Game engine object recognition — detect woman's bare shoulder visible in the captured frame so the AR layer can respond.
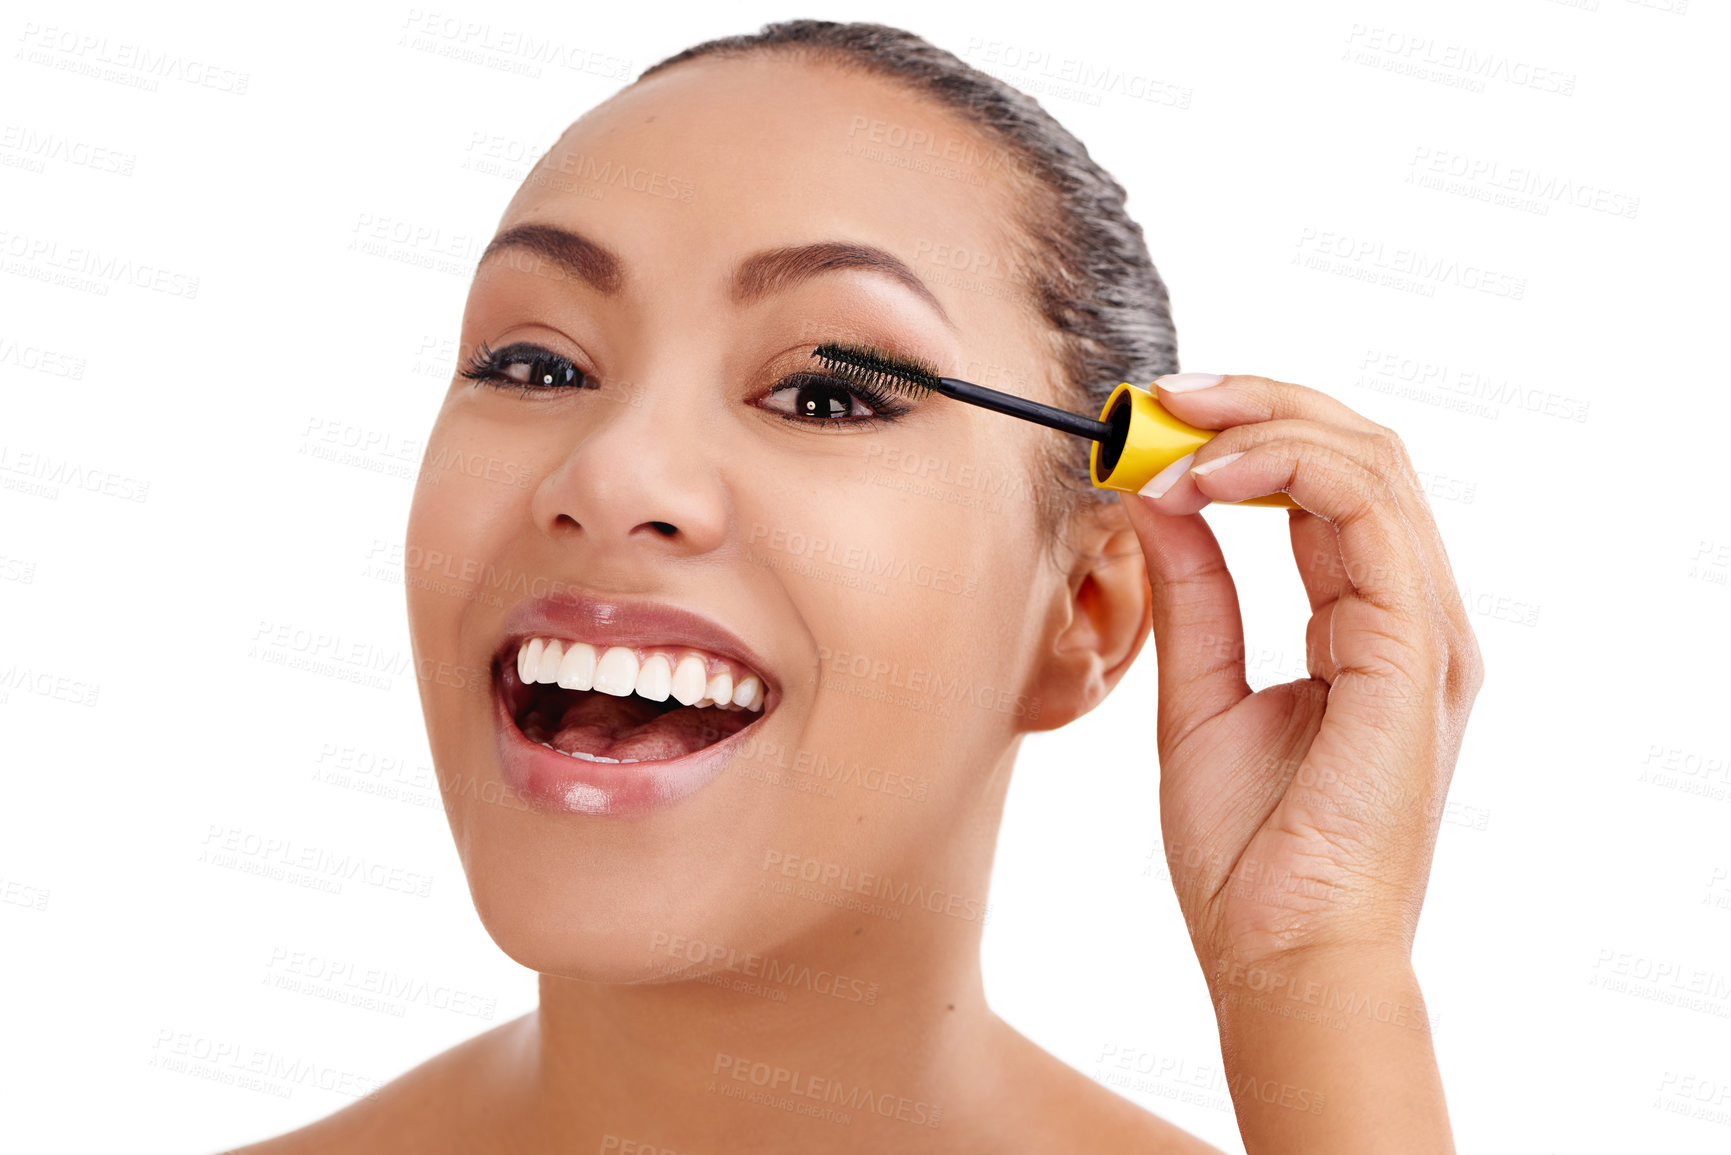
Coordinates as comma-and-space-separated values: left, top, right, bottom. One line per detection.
219, 1014, 534, 1155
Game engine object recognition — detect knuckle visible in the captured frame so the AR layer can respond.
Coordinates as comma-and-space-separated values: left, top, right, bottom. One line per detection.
1246, 374, 1301, 416
1332, 450, 1390, 508
1366, 424, 1407, 471
1234, 377, 1276, 419
1448, 629, 1486, 700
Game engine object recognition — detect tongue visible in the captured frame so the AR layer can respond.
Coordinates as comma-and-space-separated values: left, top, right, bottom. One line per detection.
542, 691, 752, 762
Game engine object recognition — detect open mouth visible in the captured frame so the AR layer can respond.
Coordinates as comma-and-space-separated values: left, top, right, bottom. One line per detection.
498, 636, 770, 765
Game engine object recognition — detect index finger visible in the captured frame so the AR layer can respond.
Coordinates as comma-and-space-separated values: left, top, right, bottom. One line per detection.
1155, 372, 1385, 435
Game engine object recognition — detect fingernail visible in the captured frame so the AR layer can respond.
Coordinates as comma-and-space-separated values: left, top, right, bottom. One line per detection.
1138, 452, 1194, 499
1189, 451, 1244, 477
1155, 372, 1224, 392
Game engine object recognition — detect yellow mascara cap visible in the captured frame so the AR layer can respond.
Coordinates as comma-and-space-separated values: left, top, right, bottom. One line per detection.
1089, 383, 1297, 508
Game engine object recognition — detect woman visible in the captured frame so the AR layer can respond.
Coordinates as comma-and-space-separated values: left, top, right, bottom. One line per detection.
238, 20, 1481, 1154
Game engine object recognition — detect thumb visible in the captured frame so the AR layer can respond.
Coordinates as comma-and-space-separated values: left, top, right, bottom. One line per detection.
1118, 493, 1250, 749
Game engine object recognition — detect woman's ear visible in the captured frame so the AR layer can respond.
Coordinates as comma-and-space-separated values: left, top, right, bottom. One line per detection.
1023, 497, 1153, 732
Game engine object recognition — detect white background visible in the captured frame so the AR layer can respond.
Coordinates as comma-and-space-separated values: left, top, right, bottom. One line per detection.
3, 1, 1728, 1152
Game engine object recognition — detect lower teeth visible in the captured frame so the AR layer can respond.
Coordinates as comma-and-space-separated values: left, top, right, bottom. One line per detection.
539, 741, 640, 764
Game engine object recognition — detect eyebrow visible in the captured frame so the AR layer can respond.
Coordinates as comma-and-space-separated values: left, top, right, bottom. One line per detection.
480, 223, 623, 293
479, 224, 952, 327
731, 241, 953, 327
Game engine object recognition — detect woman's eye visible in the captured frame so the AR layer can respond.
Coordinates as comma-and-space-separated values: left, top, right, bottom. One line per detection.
759, 373, 881, 423
460, 342, 593, 393
501, 355, 582, 388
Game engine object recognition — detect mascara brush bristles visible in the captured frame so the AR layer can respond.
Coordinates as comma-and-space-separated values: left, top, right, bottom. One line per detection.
810, 343, 1113, 443
810, 343, 941, 398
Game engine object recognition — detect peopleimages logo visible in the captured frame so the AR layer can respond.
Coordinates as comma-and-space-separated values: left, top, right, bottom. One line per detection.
647, 932, 880, 1005
760, 850, 992, 925
1, 230, 198, 298
1294, 228, 1526, 300
15, 23, 251, 94
711, 1052, 943, 1128
746, 524, 979, 598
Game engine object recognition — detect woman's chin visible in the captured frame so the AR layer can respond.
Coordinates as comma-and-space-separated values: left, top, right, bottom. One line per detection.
470, 904, 772, 987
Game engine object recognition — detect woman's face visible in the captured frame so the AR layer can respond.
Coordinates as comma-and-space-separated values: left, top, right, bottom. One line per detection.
407, 55, 1089, 979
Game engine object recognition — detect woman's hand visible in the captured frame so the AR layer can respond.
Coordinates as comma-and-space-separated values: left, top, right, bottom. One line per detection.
1118, 372, 1482, 1153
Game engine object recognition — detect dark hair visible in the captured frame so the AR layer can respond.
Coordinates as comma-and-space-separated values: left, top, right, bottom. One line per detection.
638, 20, 1179, 530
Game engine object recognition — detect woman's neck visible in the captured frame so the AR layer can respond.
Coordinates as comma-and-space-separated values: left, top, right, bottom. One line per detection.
515, 747, 1022, 1152
488, 905, 997, 1153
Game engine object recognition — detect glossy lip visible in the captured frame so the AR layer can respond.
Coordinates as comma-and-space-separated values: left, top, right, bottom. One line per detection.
489, 593, 781, 817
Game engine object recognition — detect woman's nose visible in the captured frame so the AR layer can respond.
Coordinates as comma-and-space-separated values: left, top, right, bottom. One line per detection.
528, 384, 729, 560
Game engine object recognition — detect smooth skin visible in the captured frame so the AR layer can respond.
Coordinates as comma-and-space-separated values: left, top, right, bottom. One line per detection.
231, 51, 1478, 1155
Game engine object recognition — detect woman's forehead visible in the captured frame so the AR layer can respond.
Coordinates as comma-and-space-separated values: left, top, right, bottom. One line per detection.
500, 55, 1029, 281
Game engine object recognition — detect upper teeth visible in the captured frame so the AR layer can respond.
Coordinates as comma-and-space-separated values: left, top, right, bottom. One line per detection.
514, 637, 766, 712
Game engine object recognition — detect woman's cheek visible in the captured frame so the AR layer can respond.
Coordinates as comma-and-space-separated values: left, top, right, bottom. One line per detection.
405, 416, 539, 751
760, 464, 1009, 729
758, 456, 975, 602
408, 431, 512, 624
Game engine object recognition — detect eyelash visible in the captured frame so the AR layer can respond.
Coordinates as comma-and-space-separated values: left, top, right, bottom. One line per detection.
459, 341, 915, 427
459, 342, 595, 397
760, 370, 913, 430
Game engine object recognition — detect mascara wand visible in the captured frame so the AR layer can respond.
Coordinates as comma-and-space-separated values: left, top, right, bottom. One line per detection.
811, 343, 1112, 442
811, 343, 1297, 508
